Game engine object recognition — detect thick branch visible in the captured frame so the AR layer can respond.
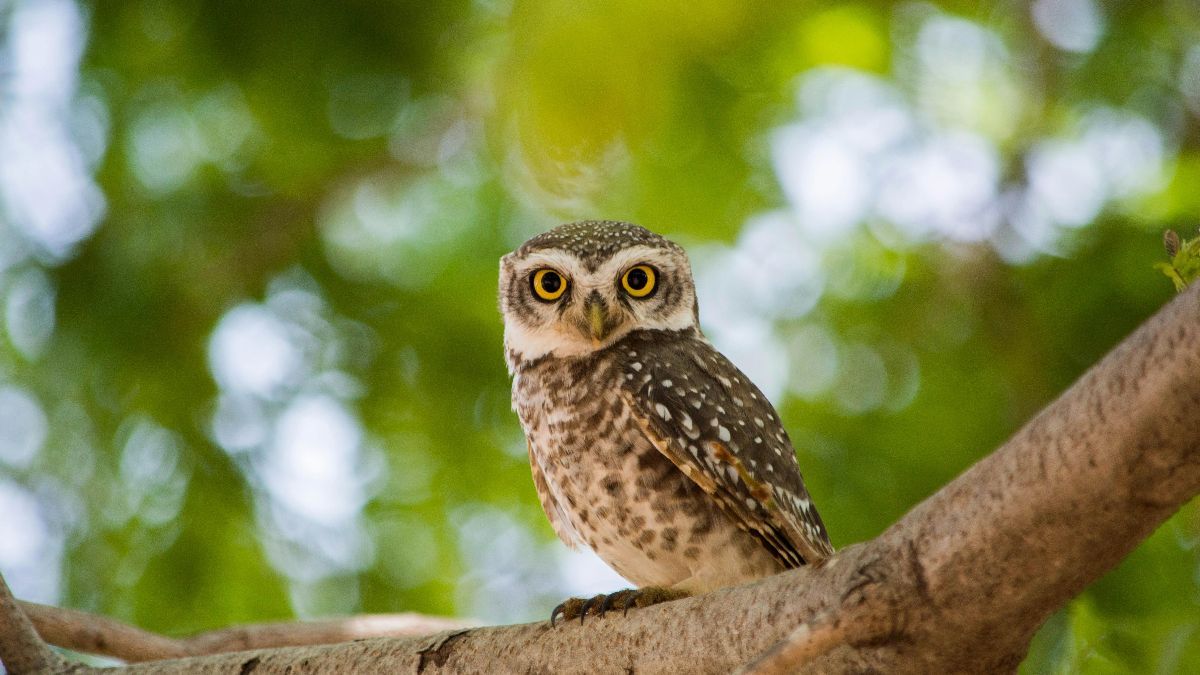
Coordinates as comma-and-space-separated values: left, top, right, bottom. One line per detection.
735, 610, 855, 675
20, 600, 474, 663
3, 284, 1198, 673
872, 280, 1200, 670
0, 572, 71, 674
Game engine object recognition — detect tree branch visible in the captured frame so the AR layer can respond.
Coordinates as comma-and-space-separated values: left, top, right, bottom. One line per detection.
19, 600, 474, 663
734, 610, 854, 675
0, 570, 72, 674
2, 283, 1197, 673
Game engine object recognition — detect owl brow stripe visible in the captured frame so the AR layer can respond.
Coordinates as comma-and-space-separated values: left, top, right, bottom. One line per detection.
582, 254, 607, 274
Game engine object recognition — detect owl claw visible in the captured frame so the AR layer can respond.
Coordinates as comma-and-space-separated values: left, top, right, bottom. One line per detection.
622, 591, 642, 615
549, 587, 690, 627
599, 589, 636, 616
577, 595, 603, 623
548, 594, 605, 626
549, 598, 580, 627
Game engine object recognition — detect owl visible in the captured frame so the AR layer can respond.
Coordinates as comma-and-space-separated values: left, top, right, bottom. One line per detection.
499, 220, 833, 624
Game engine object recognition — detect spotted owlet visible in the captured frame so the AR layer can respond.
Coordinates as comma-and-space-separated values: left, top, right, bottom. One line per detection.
500, 221, 833, 623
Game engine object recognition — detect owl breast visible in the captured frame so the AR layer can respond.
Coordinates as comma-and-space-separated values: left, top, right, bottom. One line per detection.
513, 344, 785, 593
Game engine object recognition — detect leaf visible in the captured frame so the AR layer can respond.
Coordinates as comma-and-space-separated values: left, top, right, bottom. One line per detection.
1153, 262, 1187, 292
1156, 228, 1200, 292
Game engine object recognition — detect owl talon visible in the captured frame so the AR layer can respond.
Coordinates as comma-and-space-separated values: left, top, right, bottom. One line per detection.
550, 598, 582, 627
549, 587, 689, 627
577, 594, 603, 623
621, 591, 639, 616
623, 586, 689, 614
549, 593, 592, 624
547, 593, 616, 626
599, 589, 636, 616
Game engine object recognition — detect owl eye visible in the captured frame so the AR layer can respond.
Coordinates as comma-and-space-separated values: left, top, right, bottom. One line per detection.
531, 268, 568, 302
621, 265, 657, 298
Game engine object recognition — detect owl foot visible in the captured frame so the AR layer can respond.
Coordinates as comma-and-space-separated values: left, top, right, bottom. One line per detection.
549, 587, 690, 626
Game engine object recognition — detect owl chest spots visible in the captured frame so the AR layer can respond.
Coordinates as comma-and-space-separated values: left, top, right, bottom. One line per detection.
515, 355, 758, 588
516, 358, 637, 500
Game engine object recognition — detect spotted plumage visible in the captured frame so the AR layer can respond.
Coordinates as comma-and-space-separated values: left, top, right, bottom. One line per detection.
500, 220, 833, 608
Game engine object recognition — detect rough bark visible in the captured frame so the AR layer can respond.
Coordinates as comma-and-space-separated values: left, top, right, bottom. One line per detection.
1, 282, 1198, 674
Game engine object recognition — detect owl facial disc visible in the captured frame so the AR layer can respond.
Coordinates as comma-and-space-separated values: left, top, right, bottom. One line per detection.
499, 221, 700, 363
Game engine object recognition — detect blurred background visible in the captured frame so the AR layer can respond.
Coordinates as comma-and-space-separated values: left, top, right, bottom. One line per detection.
0, 0, 1198, 671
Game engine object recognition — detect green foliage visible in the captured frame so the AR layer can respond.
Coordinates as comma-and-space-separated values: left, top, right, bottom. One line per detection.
1156, 228, 1200, 292
0, 1, 1198, 672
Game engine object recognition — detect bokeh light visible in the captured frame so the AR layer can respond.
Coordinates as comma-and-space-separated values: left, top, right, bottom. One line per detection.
0, 1, 1197, 671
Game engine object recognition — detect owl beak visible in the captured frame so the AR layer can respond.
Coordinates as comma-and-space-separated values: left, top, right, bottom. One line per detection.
589, 300, 609, 345
577, 291, 616, 346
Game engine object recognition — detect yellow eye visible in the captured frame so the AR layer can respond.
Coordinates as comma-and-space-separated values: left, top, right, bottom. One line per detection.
621, 265, 657, 298
531, 268, 567, 301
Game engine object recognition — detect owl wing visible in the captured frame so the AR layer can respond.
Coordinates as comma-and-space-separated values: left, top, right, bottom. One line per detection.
528, 440, 581, 550
618, 335, 833, 567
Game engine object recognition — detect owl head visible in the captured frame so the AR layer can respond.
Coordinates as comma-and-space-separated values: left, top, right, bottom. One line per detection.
500, 221, 700, 363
